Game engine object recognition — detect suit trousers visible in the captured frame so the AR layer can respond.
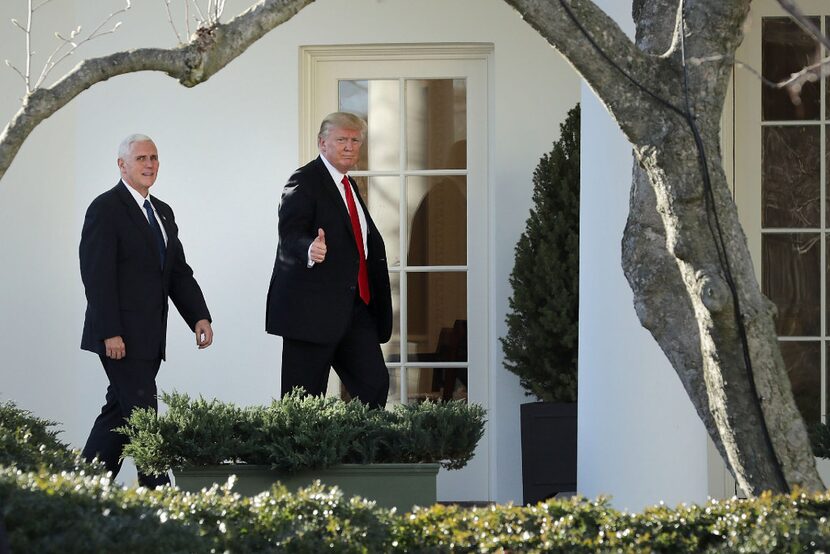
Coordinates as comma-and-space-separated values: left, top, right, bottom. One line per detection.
82, 355, 170, 487
281, 295, 389, 409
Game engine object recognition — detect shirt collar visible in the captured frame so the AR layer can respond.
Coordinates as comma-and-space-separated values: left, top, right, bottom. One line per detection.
121, 179, 152, 210
319, 154, 347, 186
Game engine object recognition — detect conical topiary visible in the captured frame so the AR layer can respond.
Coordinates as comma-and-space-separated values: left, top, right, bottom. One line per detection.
501, 104, 580, 402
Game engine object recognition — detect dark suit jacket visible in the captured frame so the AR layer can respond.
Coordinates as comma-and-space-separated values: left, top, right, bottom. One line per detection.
80, 181, 211, 360
266, 156, 392, 344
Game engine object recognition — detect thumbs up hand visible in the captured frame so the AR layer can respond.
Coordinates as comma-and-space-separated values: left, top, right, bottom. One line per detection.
310, 228, 327, 263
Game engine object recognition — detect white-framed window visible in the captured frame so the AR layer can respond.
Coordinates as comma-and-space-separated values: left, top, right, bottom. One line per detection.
299, 44, 493, 502
732, 0, 829, 428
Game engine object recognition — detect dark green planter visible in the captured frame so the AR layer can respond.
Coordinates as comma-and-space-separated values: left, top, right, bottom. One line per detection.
174, 463, 439, 513
520, 402, 577, 505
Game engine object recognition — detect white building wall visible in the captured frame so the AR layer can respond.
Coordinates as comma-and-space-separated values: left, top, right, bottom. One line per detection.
577, 0, 710, 510
0, 0, 579, 503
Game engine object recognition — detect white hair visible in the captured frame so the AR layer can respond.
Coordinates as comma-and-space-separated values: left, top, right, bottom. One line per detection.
118, 134, 154, 160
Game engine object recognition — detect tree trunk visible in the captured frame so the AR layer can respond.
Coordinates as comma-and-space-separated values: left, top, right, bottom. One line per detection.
505, 0, 823, 494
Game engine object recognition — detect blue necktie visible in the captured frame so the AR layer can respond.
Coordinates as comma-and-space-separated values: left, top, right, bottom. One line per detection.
143, 199, 166, 269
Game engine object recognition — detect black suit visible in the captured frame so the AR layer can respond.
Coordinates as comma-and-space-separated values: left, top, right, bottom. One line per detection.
266, 156, 392, 407
80, 181, 210, 485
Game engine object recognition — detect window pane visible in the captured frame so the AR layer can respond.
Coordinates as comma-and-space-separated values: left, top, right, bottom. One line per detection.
762, 126, 820, 228
762, 233, 820, 336
762, 17, 821, 121
407, 272, 467, 361
387, 367, 402, 406
781, 341, 820, 426
356, 176, 401, 267
827, 125, 830, 227
406, 367, 468, 403
338, 79, 400, 171
381, 272, 401, 363
826, 235, 830, 334
406, 79, 467, 169
406, 176, 467, 266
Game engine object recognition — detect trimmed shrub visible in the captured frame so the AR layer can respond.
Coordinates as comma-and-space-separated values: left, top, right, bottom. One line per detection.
9, 398, 830, 552
119, 390, 486, 476
0, 467, 396, 553
501, 104, 580, 402
0, 401, 97, 474
4, 467, 830, 552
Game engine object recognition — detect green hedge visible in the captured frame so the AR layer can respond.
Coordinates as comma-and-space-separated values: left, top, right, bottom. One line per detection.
4, 467, 830, 552
0, 468, 394, 553
119, 390, 486, 476
0, 400, 99, 474
6, 398, 830, 552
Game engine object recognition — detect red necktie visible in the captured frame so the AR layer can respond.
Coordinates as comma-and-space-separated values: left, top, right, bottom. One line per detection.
342, 175, 371, 304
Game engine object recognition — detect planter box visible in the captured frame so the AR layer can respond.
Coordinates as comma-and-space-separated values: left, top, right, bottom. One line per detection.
520, 402, 577, 505
174, 463, 439, 513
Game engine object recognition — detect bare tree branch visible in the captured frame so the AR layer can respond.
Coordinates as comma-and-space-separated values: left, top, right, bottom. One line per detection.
31, 0, 58, 12
191, 0, 206, 24
503, 0, 683, 147
32, 1, 132, 91
163, 0, 185, 44
777, 0, 830, 51
0, 0, 315, 182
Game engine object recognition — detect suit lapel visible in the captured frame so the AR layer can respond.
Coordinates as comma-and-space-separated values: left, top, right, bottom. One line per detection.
152, 197, 177, 275
115, 182, 162, 267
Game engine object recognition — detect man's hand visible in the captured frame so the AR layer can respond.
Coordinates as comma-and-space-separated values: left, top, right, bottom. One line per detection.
104, 336, 126, 359
195, 319, 213, 349
310, 228, 327, 263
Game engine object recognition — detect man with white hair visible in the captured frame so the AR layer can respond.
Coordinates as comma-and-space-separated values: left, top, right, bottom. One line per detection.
79, 134, 213, 487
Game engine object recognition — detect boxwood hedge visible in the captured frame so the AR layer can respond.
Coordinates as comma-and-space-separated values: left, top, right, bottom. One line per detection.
4, 397, 830, 552
4, 467, 830, 552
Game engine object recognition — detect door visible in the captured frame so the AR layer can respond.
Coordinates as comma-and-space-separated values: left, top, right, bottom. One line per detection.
300, 44, 492, 501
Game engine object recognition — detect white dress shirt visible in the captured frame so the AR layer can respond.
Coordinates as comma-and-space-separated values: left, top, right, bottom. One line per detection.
121, 180, 168, 245
307, 155, 369, 266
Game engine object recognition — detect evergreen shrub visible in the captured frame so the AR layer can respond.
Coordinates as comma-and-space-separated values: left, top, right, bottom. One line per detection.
4, 466, 830, 553
0, 401, 98, 473
119, 389, 486, 476
501, 104, 580, 402
4, 415, 830, 553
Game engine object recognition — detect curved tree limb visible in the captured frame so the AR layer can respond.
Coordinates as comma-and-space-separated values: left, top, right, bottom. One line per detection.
503, 0, 685, 146
0, 0, 315, 182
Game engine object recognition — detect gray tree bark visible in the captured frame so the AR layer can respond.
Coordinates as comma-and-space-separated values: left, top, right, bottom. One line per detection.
503, 0, 823, 494
0, 0, 822, 495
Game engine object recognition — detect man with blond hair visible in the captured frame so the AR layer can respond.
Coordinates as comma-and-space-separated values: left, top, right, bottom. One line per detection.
266, 113, 392, 408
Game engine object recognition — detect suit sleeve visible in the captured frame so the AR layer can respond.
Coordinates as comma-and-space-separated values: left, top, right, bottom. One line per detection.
79, 200, 123, 340
166, 209, 211, 330
278, 178, 317, 266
